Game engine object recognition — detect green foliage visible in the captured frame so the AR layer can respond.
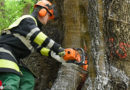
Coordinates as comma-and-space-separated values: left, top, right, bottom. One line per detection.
0, 0, 35, 30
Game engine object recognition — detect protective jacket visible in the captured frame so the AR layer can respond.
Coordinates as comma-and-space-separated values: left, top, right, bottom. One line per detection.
0, 15, 61, 76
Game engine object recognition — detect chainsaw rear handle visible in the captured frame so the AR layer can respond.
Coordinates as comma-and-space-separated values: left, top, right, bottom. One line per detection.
74, 48, 86, 65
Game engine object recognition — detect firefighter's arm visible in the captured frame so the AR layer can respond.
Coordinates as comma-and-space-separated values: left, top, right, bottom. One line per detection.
21, 18, 65, 57
14, 17, 64, 56
39, 47, 65, 63
33, 31, 65, 56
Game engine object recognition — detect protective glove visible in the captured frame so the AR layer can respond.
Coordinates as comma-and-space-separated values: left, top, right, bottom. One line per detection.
57, 47, 65, 57
50, 51, 66, 63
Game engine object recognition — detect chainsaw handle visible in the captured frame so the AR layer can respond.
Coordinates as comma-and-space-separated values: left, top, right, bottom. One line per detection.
74, 48, 86, 65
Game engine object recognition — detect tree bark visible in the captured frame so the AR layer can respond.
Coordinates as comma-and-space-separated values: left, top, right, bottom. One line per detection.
82, 0, 130, 90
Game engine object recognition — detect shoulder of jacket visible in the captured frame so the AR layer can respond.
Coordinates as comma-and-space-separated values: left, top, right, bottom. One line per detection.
20, 15, 38, 26
2, 15, 38, 34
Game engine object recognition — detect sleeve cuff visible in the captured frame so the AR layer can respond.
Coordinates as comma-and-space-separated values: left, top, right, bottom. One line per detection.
40, 47, 50, 56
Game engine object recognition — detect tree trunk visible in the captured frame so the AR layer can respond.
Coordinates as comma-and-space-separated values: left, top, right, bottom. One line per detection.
52, 0, 130, 90
51, 64, 86, 90
82, 0, 130, 90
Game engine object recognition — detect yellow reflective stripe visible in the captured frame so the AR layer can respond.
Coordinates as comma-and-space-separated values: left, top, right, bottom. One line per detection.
40, 48, 50, 56
8, 15, 37, 30
34, 32, 47, 46
0, 59, 20, 73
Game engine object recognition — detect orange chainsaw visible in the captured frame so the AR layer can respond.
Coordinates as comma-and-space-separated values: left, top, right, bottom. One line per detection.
63, 48, 88, 71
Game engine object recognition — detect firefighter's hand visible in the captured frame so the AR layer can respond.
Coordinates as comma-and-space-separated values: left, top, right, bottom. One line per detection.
50, 51, 66, 63
58, 47, 65, 57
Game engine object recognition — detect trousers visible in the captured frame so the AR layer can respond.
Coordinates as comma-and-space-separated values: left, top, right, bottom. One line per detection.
0, 67, 35, 90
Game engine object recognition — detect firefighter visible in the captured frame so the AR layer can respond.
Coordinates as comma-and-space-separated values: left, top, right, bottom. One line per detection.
0, 0, 65, 90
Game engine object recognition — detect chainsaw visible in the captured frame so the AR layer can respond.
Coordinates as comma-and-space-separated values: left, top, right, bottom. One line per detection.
63, 48, 88, 71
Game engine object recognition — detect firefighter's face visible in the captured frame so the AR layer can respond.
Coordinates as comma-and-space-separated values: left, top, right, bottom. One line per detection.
38, 13, 50, 25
